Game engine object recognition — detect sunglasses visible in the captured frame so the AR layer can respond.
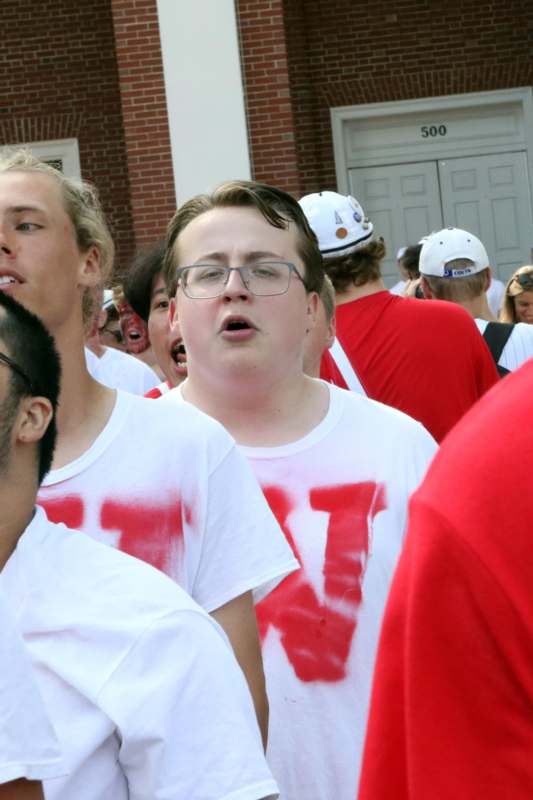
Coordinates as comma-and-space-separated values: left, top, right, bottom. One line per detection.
512, 273, 533, 290
0, 351, 34, 394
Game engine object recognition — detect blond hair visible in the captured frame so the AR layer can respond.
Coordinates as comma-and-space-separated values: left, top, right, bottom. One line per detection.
0, 149, 115, 321
500, 265, 533, 323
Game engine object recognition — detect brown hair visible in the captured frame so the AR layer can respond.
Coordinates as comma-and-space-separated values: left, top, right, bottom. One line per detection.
319, 274, 336, 322
500, 265, 533, 323
325, 238, 386, 293
0, 149, 114, 322
164, 180, 324, 297
423, 262, 489, 302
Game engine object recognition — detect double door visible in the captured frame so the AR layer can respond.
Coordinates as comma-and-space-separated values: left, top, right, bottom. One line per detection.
349, 151, 533, 283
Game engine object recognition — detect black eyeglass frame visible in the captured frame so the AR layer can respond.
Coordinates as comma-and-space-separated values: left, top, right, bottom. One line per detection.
0, 352, 35, 394
175, 261, 308, 299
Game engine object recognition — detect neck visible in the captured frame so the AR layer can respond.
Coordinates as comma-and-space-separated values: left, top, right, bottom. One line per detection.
0, 476, 37, 571
335, 278, 387, 305
182, 367, 329, 447
457, 295, 496, 322
50, 323, 117, 469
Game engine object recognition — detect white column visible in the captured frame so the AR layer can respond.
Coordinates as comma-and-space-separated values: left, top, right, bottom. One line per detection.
157, 0, 251, 204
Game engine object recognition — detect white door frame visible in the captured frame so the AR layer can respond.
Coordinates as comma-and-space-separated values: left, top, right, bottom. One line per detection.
331, 88, 533, 212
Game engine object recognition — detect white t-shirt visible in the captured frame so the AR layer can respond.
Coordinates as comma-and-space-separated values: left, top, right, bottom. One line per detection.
389, 279, 407, 295
85, 346, 159, 395
1, 507, 278, 800
486, 278, 505, 317
475, 319, 533, 372
0, 589, 64, 784
168, 383, 437, 800
38, 391, 297, 612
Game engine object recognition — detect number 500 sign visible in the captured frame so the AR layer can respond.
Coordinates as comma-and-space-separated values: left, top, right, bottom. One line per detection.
421, 124, 447, 138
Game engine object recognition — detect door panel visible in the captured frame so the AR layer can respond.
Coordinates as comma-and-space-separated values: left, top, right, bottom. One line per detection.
349, 162, 443, 283
438, 152, 533, 281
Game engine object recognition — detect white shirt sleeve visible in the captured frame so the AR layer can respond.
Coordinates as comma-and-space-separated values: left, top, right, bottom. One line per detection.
97, 608, 278, 800
192, 442, 300, 611
85, 346, 160, 395
0, 591, 65, 784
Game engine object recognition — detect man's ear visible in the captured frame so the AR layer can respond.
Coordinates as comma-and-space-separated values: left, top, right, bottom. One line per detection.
79, 245, 102, 290
420, 277, 432, 299
485, 267, 493, 290
16, 396, 53, 446
306, 291, 319, 334
325, 314, 336, 350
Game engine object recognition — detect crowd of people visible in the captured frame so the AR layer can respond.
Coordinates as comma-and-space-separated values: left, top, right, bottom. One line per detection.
1, 148, 532, 799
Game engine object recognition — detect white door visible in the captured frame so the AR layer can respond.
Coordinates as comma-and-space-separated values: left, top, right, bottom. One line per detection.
439, 152, 533, 281
349, 162, 444, 282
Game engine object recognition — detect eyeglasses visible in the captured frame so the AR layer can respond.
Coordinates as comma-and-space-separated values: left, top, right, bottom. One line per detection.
0, 351, 34, 393
176, 261, 306, 299
512, 273, 533, 290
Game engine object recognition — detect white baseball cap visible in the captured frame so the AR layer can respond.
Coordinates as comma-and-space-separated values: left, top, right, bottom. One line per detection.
419, 227, 489, 277
299, 191, 374, 258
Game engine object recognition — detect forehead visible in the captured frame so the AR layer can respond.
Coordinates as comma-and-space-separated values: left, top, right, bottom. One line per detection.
176, 205, 300, 261
516, 290, 533, 301
0, 169, 66, 215
150, 272, 167, 297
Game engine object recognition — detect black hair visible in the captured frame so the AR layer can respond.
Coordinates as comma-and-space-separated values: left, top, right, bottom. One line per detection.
123, 241, 166, 322
0, 292, 61, 483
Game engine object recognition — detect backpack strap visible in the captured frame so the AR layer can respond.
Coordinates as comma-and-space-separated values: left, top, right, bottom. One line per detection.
482, 322, 514, 377
329, 338, 367, 395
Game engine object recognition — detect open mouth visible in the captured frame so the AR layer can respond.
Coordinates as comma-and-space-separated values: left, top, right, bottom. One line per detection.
170, 340, 187, 376
222, 316, 255, 332
0, 275, 20, 288
226, 321, 250, 331
171, 341, 186, 363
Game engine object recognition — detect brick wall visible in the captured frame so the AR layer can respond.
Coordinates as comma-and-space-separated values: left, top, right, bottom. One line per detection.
238, 0, 533, 194
110, 0, 175, 268
0, 0, 135, 272
236, 0, 303, 194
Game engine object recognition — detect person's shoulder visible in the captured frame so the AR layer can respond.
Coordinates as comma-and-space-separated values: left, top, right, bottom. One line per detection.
27, 507, 201, 620
103, 347, 158, 377
124, 389, 238, 456
329, 383, 435, 444
510, 322, 533, 346
400, 295, 474, 322
419, 359, 533, 504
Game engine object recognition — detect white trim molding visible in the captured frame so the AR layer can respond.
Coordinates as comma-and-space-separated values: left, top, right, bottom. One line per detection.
8, 138, 82, 178
331, 88, 533, 199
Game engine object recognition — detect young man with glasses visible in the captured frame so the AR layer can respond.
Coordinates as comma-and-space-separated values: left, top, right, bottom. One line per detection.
0, 290, 278, 799
0, 151, 299, 746
419, 228, 533, 374
161, 180, 438, 800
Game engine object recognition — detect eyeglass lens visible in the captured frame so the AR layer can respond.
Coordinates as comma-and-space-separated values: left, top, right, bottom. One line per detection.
183, 263, 295, 297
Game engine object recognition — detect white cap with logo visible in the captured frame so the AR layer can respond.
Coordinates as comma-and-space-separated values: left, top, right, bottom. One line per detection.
299, 191, 374, 259
419, 227, 490, 278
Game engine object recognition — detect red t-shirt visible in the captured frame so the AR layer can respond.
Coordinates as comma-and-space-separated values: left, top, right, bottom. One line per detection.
320, 291, 498, 441
358, 359, 533, 799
